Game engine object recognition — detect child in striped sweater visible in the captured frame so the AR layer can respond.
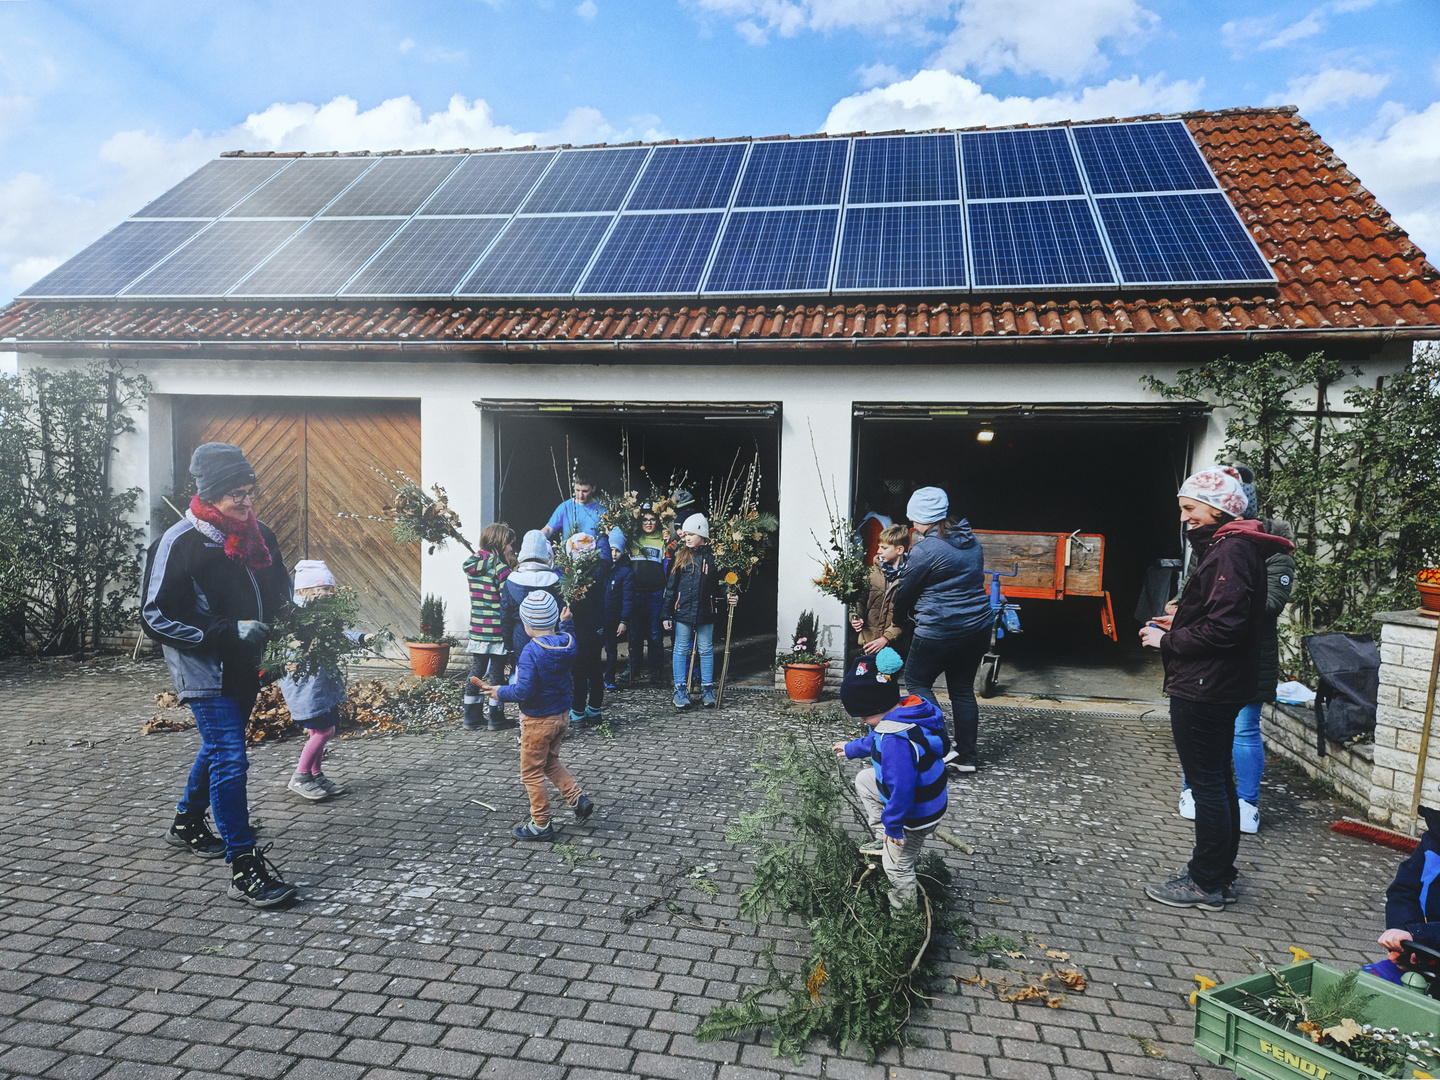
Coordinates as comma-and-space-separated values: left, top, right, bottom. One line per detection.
462, 523, 517, 731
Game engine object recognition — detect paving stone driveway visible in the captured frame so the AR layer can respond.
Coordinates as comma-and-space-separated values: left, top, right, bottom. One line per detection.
0, 658, 1401, 1080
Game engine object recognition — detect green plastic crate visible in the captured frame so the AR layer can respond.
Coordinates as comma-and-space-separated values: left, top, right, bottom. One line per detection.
1194, 959, 1440, 1080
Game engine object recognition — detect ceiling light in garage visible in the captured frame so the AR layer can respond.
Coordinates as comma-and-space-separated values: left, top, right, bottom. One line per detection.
976, 429, 995, 443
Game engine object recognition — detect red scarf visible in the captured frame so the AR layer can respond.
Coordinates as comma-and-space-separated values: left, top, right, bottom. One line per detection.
189, 496, 273, 570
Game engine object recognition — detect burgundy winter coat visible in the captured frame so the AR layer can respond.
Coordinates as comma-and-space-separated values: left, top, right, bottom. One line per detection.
1160, 519, 1294, 704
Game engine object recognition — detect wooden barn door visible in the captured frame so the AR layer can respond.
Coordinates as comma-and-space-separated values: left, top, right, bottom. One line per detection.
175, 397, 421, 638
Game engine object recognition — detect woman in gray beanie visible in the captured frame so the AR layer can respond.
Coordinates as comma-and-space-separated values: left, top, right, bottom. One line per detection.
889, 487, 992, 771
141, 442, 298, 909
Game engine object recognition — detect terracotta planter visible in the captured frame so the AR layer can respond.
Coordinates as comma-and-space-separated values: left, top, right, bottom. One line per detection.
1419, 581, 1440, 614
406, 642, 452, 678
783, 663, 826, 703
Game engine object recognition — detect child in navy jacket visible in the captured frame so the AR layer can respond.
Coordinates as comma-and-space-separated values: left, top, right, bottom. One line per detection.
832, 647, 948, 910
473, 590, 595, 841
603, 527, 635, 690
1364, 804, 1440, 984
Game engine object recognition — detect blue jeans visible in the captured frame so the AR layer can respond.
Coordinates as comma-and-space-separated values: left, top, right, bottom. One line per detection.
178, 694, 257, 860
672, 621, 715, 689
1182, 701, 1264, 804
630, 590, 666, 678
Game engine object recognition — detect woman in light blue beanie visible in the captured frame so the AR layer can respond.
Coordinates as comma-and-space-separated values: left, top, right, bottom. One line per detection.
889, 486, 993, 771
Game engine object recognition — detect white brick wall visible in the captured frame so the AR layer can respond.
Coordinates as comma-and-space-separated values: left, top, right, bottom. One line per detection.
1368, 612, 1440, 831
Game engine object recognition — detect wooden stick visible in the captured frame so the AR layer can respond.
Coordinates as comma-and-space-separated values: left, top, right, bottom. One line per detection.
1408, 620, 1440, 836
717, 599, 736, 707
934, 827, 975, 855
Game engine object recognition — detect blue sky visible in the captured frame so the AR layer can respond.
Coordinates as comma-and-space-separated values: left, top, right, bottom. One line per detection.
2, 0, 1438, 305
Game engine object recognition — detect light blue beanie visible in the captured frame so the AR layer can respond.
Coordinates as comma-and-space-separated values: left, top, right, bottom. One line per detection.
519, 590, 559, 630
906, 486, 949, 525
518, 529, 551, 564
608, 526, 627, 553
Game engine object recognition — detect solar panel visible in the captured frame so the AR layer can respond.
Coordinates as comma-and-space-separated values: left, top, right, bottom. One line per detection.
420, 152, 556, 215
625, 144, 747, 211
520, 148, 651, 213
322, 156, 465, 217
459, 215, 615, 296
703, 209, 838, 293
1096, 192, 1273, 284
1073, 121, 1216, 195
835, 204, 965, 291
19, 220, 207, 297
847, 135, 958, 205
134, 158, 292, 218
968, 200, 1114, 288
226, 157, 376, 218
231, 218, 404, 296
961, 129, 1084, 200
581, 212, 724, 295
734, 140, 848, 208
342, 217, 506, 296
123, 220, 303, 296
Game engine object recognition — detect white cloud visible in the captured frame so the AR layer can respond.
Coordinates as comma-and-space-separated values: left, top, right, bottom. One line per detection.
1224, 0, 1382, 55
398, 37, 416, 53
736, 19, 769, 44
822, 69, 1201, 133
1269, 68, 1390, 112
930, 0, 1157, 83
858, 62, 902, 88
576, 0, 598, 17
1261, 12, 1322, 49
695, 0, 952, 39
1335, 99, 1440, 263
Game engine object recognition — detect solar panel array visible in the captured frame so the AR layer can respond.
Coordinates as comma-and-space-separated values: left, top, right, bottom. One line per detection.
21, 120, 1276, 301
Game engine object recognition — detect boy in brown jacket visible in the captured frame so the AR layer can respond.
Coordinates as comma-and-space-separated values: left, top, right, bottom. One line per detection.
848, 524, 911, 657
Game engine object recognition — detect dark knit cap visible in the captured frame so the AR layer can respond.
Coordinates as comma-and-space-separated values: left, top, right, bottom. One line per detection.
839, 647, 905, 717
190, 442, 256, 501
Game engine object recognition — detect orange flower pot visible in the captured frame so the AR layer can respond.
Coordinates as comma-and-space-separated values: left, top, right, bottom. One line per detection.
406, 642, 452, 678
783, 663, 826, 703
1419, 582, 1440, 614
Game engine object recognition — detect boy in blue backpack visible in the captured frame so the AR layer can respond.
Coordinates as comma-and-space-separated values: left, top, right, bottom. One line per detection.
832, 647, 948, 910
602, 527, 635, 691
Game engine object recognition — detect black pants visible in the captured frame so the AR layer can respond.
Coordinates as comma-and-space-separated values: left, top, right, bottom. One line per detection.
571, 623, 606, 714
1170, 695, 1242, 893
902, 627, 990, 764
466, 653, 507, 722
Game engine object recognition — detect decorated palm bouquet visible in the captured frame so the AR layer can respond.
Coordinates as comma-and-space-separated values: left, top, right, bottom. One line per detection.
710, 453, 778, 596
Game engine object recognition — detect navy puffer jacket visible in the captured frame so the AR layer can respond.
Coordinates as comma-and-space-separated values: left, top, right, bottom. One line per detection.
889, 522, 990, 641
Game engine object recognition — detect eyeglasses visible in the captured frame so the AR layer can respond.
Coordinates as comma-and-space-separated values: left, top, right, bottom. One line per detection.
222, 488, 259, 504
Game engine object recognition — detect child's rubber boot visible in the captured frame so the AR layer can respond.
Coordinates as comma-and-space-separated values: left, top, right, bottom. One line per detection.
701, 685, 717, 708
165, 811, 226, 859
462, 700, 486, 730
513, 819, 556, 841
227, 845, 299, 908
486, 703, 510, 731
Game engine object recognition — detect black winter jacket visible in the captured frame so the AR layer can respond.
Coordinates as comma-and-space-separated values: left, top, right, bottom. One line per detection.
890, 522, 991, 642
604, 560, 635, 625
142, 517, 291, 703
1160, 519, 1293, 703
1385, 805, 1440, 947
663, 545, 723, 627
1255, 551, 1296, 701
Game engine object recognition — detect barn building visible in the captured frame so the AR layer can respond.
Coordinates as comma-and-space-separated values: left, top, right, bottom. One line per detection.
2, 105, 1437, 682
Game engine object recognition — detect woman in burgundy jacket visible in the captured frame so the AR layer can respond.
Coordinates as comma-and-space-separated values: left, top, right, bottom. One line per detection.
1139, 466, 1293, 911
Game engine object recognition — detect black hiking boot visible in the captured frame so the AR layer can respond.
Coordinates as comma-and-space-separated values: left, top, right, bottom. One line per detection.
227, 845, 299, 908
165, 812, 226, 859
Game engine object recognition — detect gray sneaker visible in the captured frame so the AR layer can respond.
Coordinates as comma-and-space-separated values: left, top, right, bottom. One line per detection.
312, 773, 344, 796
1145, 873, 1224, 911
287, 773, 328, 801
673, 687, 691, 709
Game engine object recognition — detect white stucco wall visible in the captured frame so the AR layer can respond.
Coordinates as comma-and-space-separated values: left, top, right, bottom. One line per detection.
15, 339, 1415, 649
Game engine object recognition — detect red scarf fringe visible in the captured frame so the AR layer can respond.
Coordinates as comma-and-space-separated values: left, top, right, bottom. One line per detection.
189, 496, 273, 570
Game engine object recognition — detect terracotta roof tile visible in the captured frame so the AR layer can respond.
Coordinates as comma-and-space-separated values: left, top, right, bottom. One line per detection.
4, 106, 1438, 350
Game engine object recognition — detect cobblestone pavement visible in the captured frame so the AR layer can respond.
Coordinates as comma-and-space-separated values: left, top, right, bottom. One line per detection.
0, 658, 1400, 1080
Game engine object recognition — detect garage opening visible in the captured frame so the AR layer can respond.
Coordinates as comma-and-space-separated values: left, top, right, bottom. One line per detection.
853, 403, 1205, 703
174, 396, 422, 639
480, 401, 781, 684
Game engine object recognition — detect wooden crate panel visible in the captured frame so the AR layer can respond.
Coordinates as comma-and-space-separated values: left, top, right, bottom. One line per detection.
1063, 533, 1105, 596
974, 531, 1060, 593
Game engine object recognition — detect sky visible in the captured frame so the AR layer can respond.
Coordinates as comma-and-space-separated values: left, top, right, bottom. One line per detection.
1, 0, 1438, 306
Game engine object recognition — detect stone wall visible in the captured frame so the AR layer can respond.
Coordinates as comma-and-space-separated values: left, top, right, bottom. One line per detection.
1261, 701, 1374, 810
1369, 611, 1440, 830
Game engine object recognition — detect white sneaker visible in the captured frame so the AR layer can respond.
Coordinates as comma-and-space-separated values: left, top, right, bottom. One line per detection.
1238, 799, 1260, 834
1178, 789, 1196, 820
287, 773, 328, 801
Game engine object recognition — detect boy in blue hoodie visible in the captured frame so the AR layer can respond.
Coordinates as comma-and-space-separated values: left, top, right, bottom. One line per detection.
832, 648, 949, 909
472, 590, 595, 841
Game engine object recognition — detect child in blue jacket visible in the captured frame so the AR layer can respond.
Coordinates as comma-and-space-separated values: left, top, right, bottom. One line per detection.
472, 590, 595, 842
832, 647, 948, 910
1364, 803, 1440, 983
603, 527, 635, 690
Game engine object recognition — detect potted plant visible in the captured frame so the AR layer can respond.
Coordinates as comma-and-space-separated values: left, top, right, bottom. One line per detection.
406, 593, 457, 677
775, 610, 828, 703
1419, 569, 1440, 614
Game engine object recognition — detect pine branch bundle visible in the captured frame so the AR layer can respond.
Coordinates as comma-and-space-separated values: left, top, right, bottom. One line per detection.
261, 589, 383, 683
697, 736, 962, 1063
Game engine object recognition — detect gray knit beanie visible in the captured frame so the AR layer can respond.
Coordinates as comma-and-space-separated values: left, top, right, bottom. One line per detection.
520, 590, 559, 631
906, 486, 949, 525
190, 442, 255, 502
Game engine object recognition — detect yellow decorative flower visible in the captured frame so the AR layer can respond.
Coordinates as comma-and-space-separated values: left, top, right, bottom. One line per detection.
724, 572, 739, 585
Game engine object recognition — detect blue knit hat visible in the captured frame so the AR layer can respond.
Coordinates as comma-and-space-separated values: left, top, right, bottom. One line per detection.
840, 647, 905, 717
906, 486, 949, 526
519, 590, 559, 631
608, 526, 627, 553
